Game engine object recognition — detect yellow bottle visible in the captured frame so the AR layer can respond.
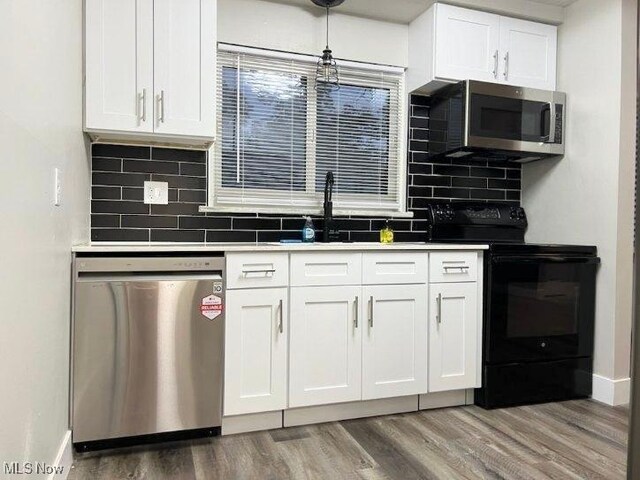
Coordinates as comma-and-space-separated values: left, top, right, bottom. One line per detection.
380, 220, 394, 244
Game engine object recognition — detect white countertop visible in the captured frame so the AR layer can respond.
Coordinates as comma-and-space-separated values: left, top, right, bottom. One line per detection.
72, 242, 488, 253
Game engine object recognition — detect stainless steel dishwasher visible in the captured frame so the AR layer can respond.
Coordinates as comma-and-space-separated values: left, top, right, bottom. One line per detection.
72, 255, 225, 444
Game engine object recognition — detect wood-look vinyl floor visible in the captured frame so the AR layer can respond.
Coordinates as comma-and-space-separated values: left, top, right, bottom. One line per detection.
69, 399, 629, 480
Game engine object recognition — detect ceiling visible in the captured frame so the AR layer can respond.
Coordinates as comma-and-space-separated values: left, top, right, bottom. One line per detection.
263, 0, 579, 24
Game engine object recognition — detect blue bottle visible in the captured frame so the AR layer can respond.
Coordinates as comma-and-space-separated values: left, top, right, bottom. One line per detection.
302, 216, 315, 243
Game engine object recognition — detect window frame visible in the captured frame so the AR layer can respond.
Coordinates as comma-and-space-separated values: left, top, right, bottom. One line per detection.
201, 44, 410, 218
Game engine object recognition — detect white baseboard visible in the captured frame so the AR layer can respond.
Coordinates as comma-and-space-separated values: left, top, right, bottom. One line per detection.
592, 374, 631, 406
222, 411, 283, 436
50, 430, 72, 480
284, 395, 419, 428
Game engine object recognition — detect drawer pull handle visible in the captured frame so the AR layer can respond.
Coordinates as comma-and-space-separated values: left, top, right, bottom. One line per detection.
242, 269, 276, 277
354, 296, 359, 328
443, 266, 470, 273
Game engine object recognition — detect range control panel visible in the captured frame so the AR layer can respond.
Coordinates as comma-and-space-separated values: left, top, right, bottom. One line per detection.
427, 203, 528, 227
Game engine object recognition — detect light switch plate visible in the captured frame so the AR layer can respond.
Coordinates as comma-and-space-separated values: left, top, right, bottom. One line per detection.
54, 168, 62, 206
144, 181, 169, 205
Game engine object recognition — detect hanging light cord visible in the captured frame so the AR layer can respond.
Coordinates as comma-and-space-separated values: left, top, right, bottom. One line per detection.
326, 6, 330, 48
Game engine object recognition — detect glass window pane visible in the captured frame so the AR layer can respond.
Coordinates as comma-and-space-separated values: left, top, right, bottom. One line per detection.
221, 66, 307, 191
315, 84, 391, 195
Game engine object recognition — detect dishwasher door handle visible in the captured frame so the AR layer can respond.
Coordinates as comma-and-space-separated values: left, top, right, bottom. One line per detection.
76, 273, 223, 283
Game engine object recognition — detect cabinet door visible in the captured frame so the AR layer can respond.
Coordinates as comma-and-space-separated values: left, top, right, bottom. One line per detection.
429, 283, 479, 392
289, 286, 362, 407
362, 285, 428, 400
499, 17, 557, 90
153, 0, 216, 138
224, 288, 287, 416
434, 4, 500, 83
85, 0, 153, 132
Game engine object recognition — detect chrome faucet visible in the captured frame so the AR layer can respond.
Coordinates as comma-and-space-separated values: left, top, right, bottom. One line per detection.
322, 171, 340, 242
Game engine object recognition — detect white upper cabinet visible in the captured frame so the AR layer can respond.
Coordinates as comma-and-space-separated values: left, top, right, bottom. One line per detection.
434, 5, 500, 84
153, 0, 216, 137
84, 0, 216, 146
408, 3, 557, 93
362, 285, 428, 400
85, 0, 153, 133
499, 16, 557, 90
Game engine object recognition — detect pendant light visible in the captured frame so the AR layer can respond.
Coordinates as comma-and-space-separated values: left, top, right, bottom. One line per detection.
311, 0, 345, 89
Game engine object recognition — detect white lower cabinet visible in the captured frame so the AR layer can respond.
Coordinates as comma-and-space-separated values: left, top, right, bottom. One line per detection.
428, 282, 479, 392
224, 250, 484, 425
289, 286, 362, 408
362, 285, 428, 400
224, 288, 288, 416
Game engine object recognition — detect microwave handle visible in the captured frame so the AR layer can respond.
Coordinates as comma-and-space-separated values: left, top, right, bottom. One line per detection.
541, 102, 557, 144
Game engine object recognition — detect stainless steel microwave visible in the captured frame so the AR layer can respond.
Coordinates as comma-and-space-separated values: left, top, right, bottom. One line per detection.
428, 80, 566, 163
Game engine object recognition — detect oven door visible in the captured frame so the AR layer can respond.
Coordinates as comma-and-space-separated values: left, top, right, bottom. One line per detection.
485, 255, 598, 364
465, 82, 565, 156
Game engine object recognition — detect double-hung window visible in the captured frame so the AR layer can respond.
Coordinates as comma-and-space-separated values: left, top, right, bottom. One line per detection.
206, 44, 407, 216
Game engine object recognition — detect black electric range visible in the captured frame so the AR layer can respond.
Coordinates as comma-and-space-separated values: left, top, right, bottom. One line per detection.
426, 203, 600, 409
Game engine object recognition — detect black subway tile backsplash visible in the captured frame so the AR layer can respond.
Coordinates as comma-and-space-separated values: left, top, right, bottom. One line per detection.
179, 216, 232, 230
150, 229, 205, 243
92, 186, 121, 200
90, 96, 521, 242
93, 144, 150, 159
93, 172, 150, 187
92, 157, 122, 172
121, 215, 178, 229
92, 228, 149, 242
124, 159, 179, 175
178, 189, 207, 204
92, 200, 149, 215
152, 148, 206, 163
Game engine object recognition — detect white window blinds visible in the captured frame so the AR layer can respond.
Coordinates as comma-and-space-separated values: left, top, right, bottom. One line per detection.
209, 45, 407, 216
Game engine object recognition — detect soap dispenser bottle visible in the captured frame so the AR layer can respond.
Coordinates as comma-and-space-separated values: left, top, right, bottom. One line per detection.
380, 220, 394, 244
302, 216, 315, 243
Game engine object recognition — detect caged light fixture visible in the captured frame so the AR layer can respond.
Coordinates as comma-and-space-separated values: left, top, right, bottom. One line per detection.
311, 0, 345, 89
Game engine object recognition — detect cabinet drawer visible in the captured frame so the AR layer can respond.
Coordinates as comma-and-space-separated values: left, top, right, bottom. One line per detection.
227, 253, 289, 289
290, 253, 362, 286
363, 252, 428, 285
429, 252, 478, 283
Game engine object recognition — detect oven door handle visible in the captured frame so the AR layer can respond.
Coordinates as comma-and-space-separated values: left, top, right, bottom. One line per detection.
492, 256, 600, 265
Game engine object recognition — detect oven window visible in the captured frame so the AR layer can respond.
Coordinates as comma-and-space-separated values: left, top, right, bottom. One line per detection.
470, 94, 550, 142
506, 280, 580, 338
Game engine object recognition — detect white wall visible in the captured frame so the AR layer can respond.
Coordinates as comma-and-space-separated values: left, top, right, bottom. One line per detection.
522, 0, 636, 405
218, 0, 410, 66
0, 0, 89, 476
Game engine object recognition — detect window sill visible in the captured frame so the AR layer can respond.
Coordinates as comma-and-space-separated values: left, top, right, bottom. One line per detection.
199, 205, 414, 218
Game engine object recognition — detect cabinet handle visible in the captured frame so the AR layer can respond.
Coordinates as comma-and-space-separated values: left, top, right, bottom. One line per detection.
443, 265, 470, 273
354, 296, 359, 328
503, 52, 509, 80
242, 269, 276, 277
436, 293, 442, 325
159, 90, 165, 123
278, 299, 284, 334
369, 295, 374, 328
139, 89, 147, 122
493, 50, 498, 79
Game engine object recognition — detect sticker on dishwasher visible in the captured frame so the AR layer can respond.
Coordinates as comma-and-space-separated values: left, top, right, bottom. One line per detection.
201, 294, 223, 320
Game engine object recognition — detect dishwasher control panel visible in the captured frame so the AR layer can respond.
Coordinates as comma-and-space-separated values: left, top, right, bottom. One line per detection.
76, 255, 225, 274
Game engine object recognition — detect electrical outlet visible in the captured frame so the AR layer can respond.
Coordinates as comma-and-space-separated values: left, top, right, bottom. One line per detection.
54, 168, 62, 206
144, 181, 169, 205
